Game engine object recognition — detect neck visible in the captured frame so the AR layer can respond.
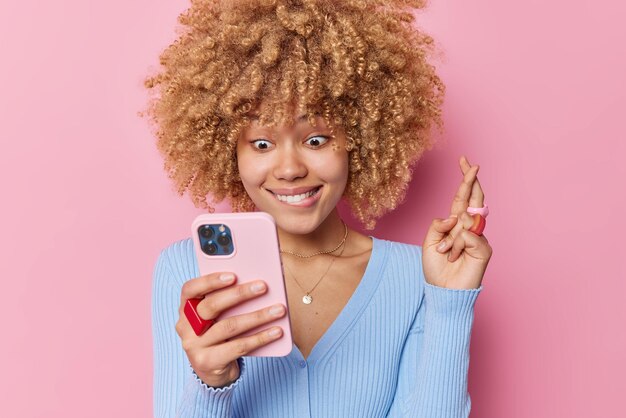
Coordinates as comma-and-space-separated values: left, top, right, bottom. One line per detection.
277, 209, 345, 256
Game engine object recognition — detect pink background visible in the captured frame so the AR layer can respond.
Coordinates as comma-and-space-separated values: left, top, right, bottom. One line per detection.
1, 0, 624, 416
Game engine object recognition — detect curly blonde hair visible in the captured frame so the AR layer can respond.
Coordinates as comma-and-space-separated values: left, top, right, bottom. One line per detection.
142, 0, 444, 229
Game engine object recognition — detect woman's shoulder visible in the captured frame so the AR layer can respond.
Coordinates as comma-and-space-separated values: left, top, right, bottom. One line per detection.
153, 237, 196, 287
367, 237, 426, 314
371, 236, 423, 264
369, 236, 424, 282
158, 237, 194, 261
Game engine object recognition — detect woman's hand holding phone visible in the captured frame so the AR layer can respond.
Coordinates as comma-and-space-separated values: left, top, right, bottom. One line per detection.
176, 271, 287, 388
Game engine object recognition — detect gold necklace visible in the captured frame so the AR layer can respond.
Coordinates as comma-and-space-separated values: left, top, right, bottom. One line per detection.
283, 233, 347, 304
279, 221, 348, 258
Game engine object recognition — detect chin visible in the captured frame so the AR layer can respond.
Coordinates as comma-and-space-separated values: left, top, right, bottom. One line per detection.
249, 205, 326, 235
258, 208, 322, 234
278, 217, 322, 235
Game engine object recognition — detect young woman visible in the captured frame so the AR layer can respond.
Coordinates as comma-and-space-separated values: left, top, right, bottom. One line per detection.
144, 1, 492, 417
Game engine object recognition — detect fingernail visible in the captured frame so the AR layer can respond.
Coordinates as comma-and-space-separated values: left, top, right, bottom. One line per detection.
251, 282, 266, 293
220, 273, 235, 282
269, 305, 285, 316
437, 241, 447, 251
268, 327, 282, 337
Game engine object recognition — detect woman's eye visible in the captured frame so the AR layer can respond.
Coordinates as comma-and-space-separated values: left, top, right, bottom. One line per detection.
251, 139, 273, 150
305, 135, 329, 147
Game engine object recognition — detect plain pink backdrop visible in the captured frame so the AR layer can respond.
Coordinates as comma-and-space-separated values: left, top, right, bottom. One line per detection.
1, 0, 624, 417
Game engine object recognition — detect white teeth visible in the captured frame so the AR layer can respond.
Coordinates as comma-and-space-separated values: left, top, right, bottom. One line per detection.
274, 188, 319, 203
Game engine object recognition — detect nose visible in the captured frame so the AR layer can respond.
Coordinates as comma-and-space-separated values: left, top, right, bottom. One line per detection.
272, 144, 308, 181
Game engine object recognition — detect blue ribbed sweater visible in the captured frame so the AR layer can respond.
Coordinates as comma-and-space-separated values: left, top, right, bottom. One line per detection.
152, 236, 482, 417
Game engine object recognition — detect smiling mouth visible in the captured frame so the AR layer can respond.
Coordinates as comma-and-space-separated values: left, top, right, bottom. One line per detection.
266, 186, 322, 204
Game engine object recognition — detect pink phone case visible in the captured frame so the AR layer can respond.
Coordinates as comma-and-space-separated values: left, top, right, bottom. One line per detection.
190, 212, 293, 357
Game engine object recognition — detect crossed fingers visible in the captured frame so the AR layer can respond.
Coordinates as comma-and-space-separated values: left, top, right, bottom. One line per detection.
449, 156, 484, 217
437, 156, 487, 259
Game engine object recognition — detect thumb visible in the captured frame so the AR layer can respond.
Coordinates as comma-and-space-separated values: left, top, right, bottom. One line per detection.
423, 215, 458, 248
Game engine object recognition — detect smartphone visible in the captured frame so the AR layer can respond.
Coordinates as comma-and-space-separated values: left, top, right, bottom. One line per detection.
188, 212, 293, 357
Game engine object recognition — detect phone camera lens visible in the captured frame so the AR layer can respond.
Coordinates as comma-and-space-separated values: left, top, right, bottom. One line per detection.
217, 233, 231, 246
203, 242, 218, 255
199, 225, 214, 239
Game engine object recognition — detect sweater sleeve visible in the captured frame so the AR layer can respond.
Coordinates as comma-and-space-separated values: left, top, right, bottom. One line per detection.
152, 245, 245, 418
386, 250, 482, 417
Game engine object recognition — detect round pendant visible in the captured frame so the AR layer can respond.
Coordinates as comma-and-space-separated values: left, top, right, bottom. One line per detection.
302, 294, 313, 304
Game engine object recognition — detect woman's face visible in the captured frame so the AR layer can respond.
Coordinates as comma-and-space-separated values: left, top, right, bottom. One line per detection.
236, 112, 349, 234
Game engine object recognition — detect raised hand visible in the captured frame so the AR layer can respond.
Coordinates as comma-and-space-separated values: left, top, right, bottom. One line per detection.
421, 156, 493, 290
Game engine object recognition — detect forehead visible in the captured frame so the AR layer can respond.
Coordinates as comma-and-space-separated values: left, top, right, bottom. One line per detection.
246, 112, 328, 130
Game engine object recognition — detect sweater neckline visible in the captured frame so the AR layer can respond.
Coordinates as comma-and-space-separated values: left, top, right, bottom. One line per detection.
289, 236, 389, 365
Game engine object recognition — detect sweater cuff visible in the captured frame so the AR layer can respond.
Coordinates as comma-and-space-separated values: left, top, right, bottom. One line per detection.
186, 357, 246, 416
424, 282, 482, 318
191, 357, 246, 392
